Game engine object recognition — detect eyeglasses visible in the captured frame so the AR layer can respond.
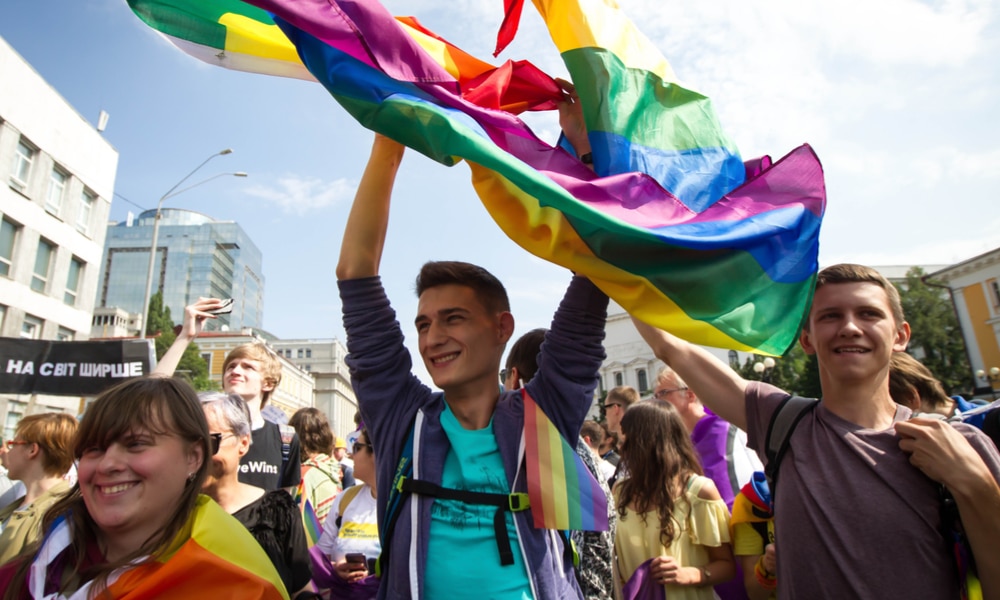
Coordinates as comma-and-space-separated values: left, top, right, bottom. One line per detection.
4, 440, 31, 449
499, 369, 508, 383
353, 441, 373, 454
209, 433, 237, 455
653, 387, 689, 400
601, 402, 621, 410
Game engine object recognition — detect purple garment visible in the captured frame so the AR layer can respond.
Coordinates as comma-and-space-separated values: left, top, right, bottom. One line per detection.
310, 545, 379, 600
620, 558, 665, 600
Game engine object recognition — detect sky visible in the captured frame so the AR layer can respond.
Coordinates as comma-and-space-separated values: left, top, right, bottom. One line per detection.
3, 0, 1000, 384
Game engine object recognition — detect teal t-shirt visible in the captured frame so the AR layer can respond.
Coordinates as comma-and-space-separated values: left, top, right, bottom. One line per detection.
424, 403, 533, 599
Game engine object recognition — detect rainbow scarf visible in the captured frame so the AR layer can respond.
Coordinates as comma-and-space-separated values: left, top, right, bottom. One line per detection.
29, 495, 288, 599
127, 0, 826, 356
522, 389, 608, 531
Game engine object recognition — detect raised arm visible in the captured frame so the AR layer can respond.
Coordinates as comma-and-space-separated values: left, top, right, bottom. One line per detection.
150, 297, 226, 377
631, 316, 748, 430
335, 134, 405, 281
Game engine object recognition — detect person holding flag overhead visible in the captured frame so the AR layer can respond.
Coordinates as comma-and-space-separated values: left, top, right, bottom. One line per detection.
335, 86, 609, 599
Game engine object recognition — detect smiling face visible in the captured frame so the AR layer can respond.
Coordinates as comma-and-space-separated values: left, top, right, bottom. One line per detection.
415, 284, 513, 394
223, 357, 273, 405
202, 408, 250, 490
78, 424, 202, 555
800, 282, 910, 386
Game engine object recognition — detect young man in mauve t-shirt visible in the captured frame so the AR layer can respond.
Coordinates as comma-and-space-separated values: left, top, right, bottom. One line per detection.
632, 263, 1000, 599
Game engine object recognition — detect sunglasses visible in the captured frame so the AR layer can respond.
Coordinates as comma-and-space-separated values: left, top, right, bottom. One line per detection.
602, 402, 621, 410
209, 433, 237, 455
353, 441, 373, 454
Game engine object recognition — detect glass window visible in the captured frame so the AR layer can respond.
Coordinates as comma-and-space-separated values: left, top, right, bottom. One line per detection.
31, 239, 54, 293
297, 348, 304, 358
637, 369, 648, 393
77, 190, 95, 234
46, 169, 67, 215
65, 257, 84, 306
306, 348, 312, 358
11, 140, 34, 191
614, 372, 623, 387
56, 327, 74, 341
20, 315, 42, 339
0, 218, 18, 277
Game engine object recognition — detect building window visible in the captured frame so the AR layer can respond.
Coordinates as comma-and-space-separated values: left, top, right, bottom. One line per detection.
10, 139, 35, 191
64, 257, 84, 306
304, 364, 311, 372
56, 327, 74, 341
0, 218, 18, 277
728, 350, 739, 369
77, 190, 95, 234
637, 369, 648, 393
988, 278, 1000, 309
614, 372, 623, 387
31, 239, 55, 293
46, 169, 67, 215
21, 315, 42, 339
306, 349, 312, 358
0, 305, 6, 331
297, 348, 304, 358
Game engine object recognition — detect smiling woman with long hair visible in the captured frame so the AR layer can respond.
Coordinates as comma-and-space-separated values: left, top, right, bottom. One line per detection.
0, 377, 288, 600
614, 402, 736, 600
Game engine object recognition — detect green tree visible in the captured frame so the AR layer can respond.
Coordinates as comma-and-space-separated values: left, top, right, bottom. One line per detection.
733, 344, 810, 396
895, 267, 971, 394
145, 292, 216, 391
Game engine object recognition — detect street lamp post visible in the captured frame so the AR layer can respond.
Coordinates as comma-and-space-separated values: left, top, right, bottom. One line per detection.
140, 148, 246, 337
975, 367, 1000, 400
753, 356, 777, 383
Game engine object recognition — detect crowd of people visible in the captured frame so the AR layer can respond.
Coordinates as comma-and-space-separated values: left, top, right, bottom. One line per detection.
0, 87, 999, 600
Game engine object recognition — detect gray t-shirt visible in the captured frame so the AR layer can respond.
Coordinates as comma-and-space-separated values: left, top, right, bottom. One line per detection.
745, 381, 1000, 599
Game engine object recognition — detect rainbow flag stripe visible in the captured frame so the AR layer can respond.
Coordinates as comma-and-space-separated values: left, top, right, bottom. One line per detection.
301, 498, 323, 547
109, 495, 289, 598
128, 0, 826, 355
522, 389, 608, 531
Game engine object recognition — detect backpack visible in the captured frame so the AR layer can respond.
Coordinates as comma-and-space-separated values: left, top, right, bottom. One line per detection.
334, 484, 366, 529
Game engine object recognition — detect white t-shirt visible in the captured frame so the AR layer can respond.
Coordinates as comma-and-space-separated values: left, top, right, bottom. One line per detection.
316, 483, 380, 562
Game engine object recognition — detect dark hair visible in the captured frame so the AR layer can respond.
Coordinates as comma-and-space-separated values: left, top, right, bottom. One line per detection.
616, 402, 703, 548
289, 407, 335, 459
580, 420, 605, 449
4, 377, 210, 600
807, 264, 904, 330
889, 352, 950, 409
415, 261, 510, 315
14, 413, 77, 477
505, 328, 547, 383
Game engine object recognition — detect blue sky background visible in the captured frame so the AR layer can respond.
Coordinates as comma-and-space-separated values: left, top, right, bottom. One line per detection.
3, 0, 1000, 383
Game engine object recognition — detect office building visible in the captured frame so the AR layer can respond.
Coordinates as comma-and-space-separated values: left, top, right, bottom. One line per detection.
99, 208, 264, 334
0, 35, 117, 431
272, 338, 358, 438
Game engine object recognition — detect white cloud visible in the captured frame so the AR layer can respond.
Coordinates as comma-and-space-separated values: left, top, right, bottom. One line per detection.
244, 175, 356, 215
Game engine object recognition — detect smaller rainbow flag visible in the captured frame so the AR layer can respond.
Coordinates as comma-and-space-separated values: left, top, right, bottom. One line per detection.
301, 497, 323, 547
523, 389, 608, 531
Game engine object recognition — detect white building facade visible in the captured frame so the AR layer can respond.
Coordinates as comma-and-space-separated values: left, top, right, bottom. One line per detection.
0, 36, 117, 431
272, 338, 358, 439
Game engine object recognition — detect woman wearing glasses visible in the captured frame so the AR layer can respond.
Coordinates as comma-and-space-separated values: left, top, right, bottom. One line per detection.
199, 392, 312, 597
315, 428, 380, 599
614, 402, 736, 600
0, 413, 76, 564
0, 377, 287, 599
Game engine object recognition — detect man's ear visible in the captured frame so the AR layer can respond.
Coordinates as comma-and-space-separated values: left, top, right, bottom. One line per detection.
799, 327, 816, 355
237, 434, 251, 458
498, 311, 515, 343
894, 321, 911, 352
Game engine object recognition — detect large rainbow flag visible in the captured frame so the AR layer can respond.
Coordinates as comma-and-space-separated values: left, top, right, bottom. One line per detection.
126, 0, 825, 356
29, 495, 288, 599
523, 389, 608, 531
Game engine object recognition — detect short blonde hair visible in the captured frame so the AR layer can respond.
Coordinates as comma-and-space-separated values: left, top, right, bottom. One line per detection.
222, 343, 282, 406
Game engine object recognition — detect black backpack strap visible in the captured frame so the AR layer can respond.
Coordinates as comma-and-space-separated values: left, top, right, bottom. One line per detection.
398, 477, 529, 566
763, 395, 818, 501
